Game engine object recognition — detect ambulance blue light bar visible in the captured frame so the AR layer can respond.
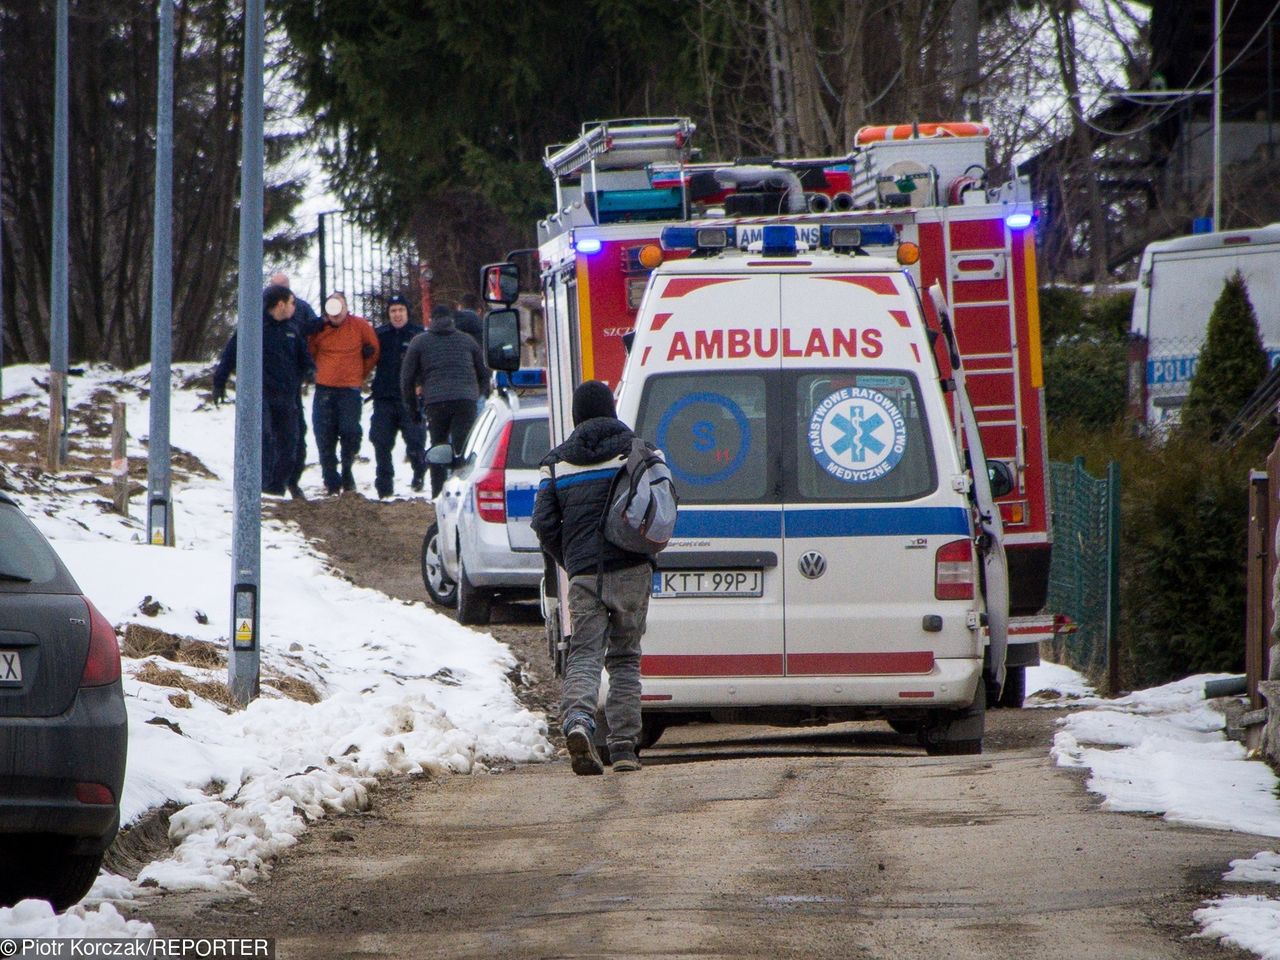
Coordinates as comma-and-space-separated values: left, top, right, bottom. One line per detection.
1006, 211, 1033, 230
660, 225, 736, 251
761, 225, 797, 255
575, 237, 603, 254
820, 223, 896, 248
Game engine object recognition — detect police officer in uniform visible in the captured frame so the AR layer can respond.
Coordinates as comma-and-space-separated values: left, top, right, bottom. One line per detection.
370, 294, 427, 497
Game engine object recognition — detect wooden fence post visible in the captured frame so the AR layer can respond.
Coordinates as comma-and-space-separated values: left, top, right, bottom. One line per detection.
111, 401, 129, 516
47, 371, 65, 472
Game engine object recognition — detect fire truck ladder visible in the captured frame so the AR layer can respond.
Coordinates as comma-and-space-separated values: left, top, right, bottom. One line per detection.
543, 118, 697, 216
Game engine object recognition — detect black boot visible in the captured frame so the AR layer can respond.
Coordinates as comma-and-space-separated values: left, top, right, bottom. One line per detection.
341, 464, 356, 493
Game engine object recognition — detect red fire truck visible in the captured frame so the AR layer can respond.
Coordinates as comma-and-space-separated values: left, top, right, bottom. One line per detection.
531, 117, 1052, 706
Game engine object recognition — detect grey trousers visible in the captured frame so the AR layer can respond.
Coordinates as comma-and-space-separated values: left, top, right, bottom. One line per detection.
561, 563, 651, 755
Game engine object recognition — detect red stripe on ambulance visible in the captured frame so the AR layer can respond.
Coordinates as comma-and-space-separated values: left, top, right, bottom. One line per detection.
889, 309, 911, 328
818, 275, 898, 295
786, 652, 935, 675
661, 277, 744, 299
651, 312, 674, 331
642, 653, 785, 677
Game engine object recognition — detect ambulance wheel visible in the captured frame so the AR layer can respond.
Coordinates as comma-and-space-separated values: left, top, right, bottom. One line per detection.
888, 718, 922, 736
456, 556, 492, 625
421, 522, 457, 607
593, 709, 611, 766
992, 666, 1026, 709
639, 716, 667, 749
922, 681, 985, 756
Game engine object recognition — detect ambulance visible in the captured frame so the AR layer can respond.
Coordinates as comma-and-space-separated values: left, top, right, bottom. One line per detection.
518, 118, 1054, 710
483, 223, 1011, 755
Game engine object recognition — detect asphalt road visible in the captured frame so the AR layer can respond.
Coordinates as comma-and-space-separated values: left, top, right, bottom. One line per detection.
135, 493, 1261, 960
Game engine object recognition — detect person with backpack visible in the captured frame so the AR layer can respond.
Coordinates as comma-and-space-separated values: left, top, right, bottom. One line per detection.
531, 380, 677, 776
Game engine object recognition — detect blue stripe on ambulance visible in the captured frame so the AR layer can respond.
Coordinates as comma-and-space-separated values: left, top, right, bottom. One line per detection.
673, 506, 968, 539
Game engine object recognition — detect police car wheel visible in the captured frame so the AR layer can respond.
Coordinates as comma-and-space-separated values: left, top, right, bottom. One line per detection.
546, 609, 565, 678
421, 523, 457, 607
456, 555, 493, 625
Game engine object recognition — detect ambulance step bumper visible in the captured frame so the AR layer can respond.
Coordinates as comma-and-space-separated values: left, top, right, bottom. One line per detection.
639, 658, 982, 710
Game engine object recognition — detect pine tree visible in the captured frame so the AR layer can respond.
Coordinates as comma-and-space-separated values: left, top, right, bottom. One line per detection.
1180, 271, 1268, 437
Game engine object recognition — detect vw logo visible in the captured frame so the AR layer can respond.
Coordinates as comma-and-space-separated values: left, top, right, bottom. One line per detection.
798, 550, 827, 579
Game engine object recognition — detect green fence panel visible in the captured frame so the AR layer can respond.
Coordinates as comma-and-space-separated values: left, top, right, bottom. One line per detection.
1046, 457, 1120, 685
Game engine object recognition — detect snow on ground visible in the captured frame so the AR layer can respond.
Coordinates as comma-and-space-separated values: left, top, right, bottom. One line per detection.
1048, 670, 1280, 958
1, 363, 553, 936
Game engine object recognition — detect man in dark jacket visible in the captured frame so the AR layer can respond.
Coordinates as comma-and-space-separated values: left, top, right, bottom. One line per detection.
370, 294, 426, 497
400, 304, 490, 497
271, 271, 317, 499
453, 292, 485, 348
531, 381, 651, 776
211, 284, 311, 495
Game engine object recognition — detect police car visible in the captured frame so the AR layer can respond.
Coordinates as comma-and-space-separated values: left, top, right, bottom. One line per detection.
603, 224, 1009, 754
421, 394, 550, 625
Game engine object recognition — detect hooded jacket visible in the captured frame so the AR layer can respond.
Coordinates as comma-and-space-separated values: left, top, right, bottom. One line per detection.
400, 311, 489, 406
531, 417, 649, 578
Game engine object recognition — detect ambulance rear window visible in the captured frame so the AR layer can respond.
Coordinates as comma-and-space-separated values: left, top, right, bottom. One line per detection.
790, 371, 936, 502
636, 373, 773, 504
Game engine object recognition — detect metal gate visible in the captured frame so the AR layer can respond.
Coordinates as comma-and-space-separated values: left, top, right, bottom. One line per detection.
1046, 457, 1121, 690
317, 210, 424, 322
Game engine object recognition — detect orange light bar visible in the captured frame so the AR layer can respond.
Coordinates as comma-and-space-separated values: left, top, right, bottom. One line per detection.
998, 500, 1027, 525
897, 241, 920, 265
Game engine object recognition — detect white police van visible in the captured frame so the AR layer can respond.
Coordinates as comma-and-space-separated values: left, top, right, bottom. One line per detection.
482, 223, 1010, 755
615, 224, 1007, 754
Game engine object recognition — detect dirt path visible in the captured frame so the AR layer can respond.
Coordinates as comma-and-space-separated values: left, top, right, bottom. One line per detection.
136, 494, 1260, 960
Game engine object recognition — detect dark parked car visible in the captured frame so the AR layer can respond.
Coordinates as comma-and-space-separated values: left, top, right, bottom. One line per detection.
0, 493, 127, 911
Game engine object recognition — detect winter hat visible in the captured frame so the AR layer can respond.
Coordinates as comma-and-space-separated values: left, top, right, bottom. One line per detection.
572, 380, 617, 426
386, 293, 409, 315
429, 304, 456, 332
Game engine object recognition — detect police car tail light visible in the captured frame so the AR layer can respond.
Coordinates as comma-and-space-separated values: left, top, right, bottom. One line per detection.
475, 421, 513, 524
80, 597, 122, 687
934, 539, 974, 601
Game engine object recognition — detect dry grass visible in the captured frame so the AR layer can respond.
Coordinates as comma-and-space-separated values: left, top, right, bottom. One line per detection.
263, 672, 321, 704
133, 660, 236, 710
122, 623, 227, 669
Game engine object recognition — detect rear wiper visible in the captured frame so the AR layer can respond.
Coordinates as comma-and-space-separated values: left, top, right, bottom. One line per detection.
0, 569, 33, 583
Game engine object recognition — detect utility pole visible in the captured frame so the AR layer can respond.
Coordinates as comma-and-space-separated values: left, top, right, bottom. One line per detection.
48, 0, 70, 471
953, 0, 981, 121
147, 0, 175, 547
1213, 0, 1223, 230
229, 0, 264, 708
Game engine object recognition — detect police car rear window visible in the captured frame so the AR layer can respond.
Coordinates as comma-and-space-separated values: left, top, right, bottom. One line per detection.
636, 370, 936, 505
507, 417, 550, 470
0, 504, 75, 592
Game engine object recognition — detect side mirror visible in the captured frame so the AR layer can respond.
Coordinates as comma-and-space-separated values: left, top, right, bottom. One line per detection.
425, 444, 456, 467
987, 460, 1014, 499
481, 262, 520, 306
484, 308, 521, 373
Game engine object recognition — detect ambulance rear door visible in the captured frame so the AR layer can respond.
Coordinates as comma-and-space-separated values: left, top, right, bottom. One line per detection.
628, 271, 786, 682
779, 271, 975, 679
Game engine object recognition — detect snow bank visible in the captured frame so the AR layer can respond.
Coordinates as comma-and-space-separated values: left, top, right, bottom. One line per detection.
0, 363, 552, 931
1049, 671, 1280, 959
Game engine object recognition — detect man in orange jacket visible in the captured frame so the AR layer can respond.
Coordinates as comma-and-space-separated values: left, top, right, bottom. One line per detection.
308, 291, 379, 494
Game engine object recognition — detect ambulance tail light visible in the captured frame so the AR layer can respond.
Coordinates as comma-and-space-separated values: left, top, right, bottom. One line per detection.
474, 421, 513, 524
934, 539, 974, 600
